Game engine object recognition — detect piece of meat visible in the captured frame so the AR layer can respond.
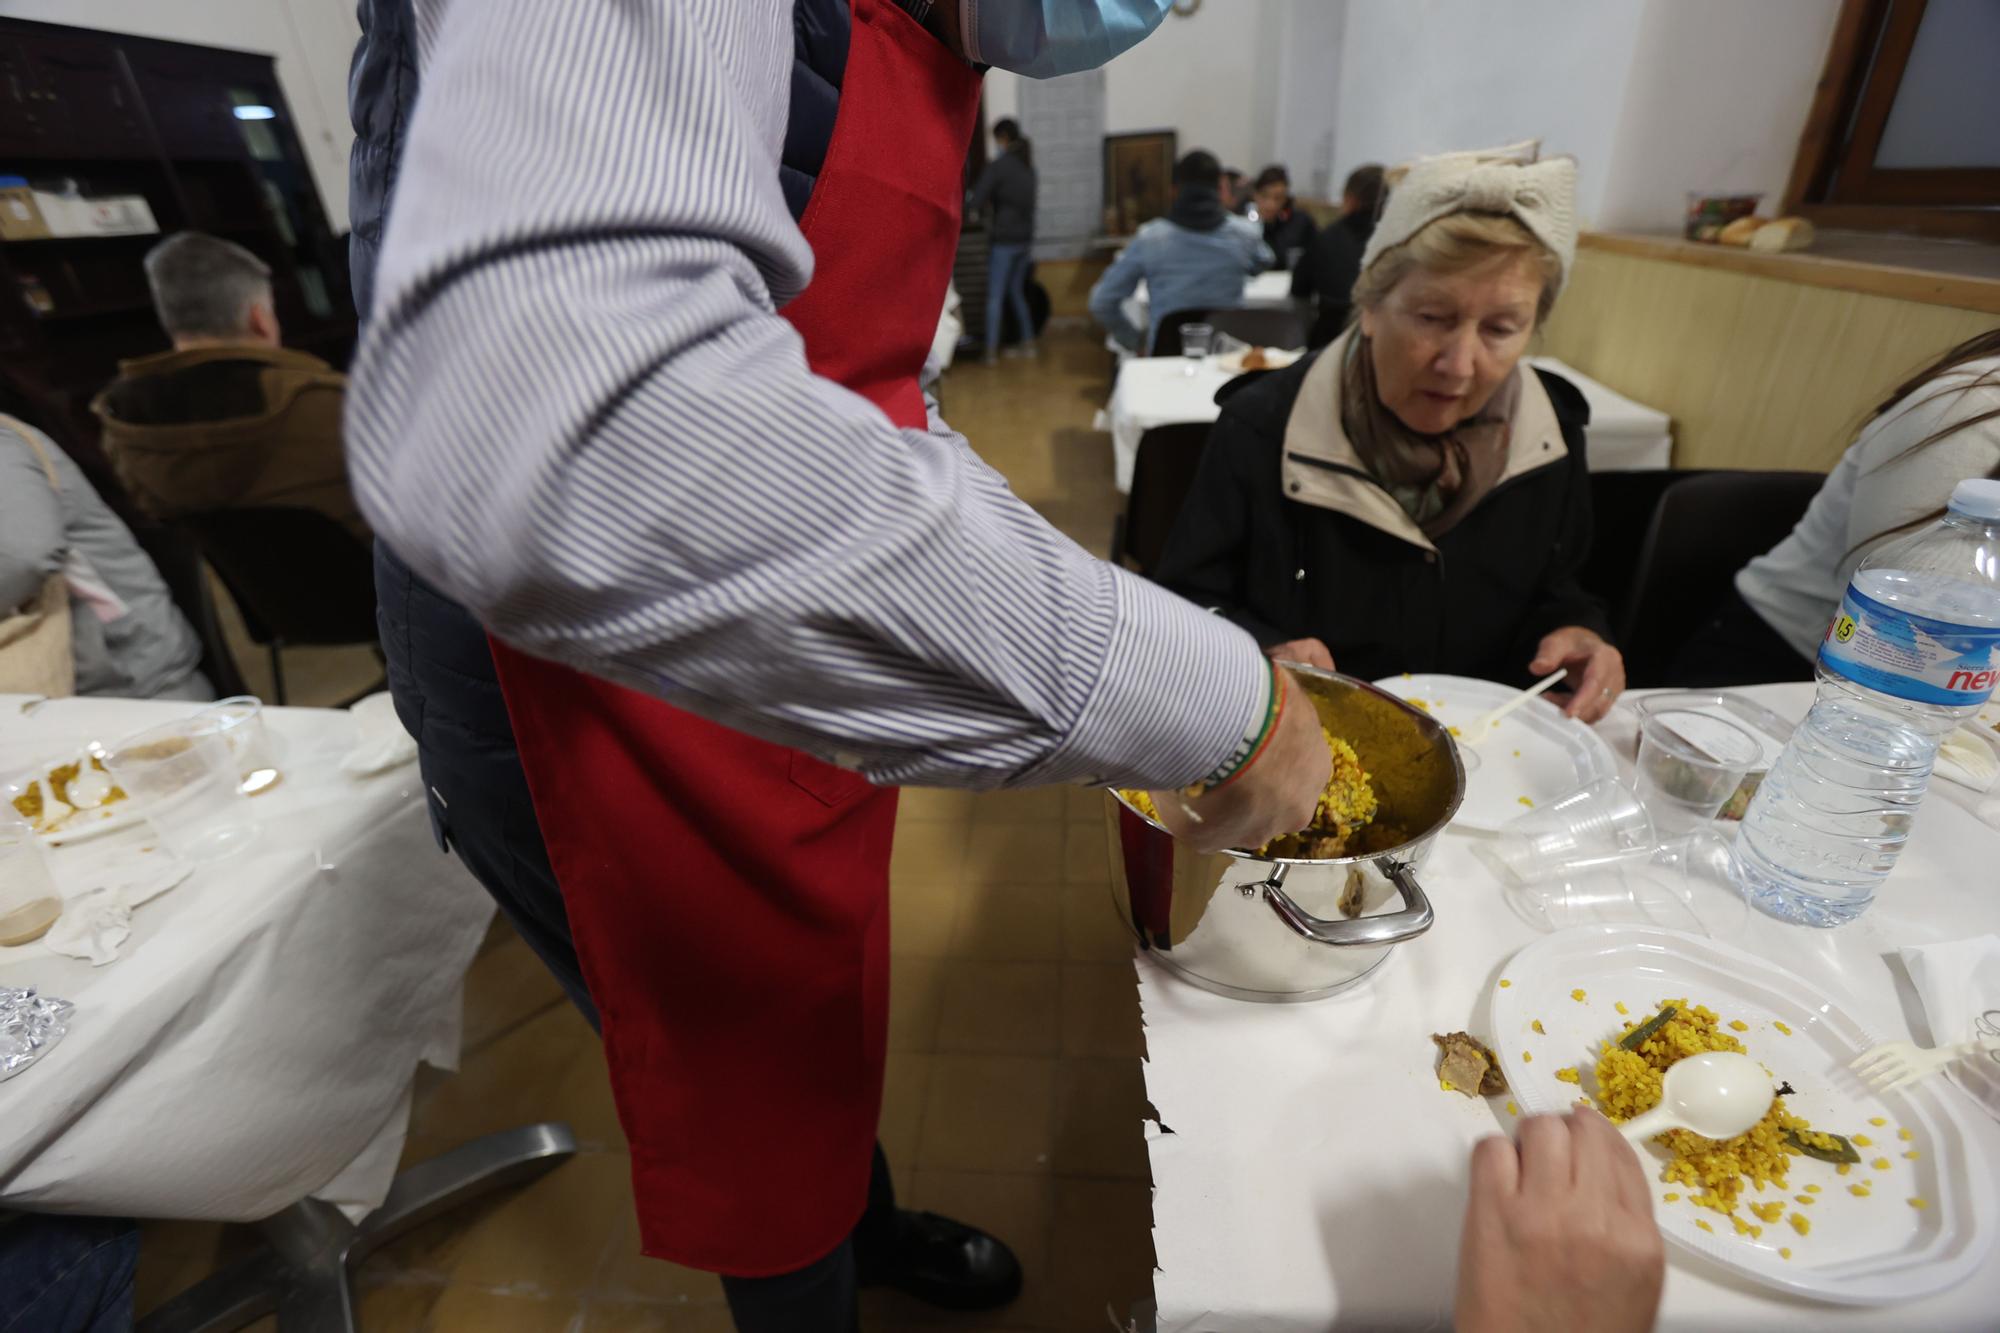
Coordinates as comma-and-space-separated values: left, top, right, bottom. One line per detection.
1432, 1031, 1508, 1097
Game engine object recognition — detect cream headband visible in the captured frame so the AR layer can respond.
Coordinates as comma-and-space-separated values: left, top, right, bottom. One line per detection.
1359, 140, 1579, 293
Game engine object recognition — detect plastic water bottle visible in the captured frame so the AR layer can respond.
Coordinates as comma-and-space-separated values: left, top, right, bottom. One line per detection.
1731, 478, 2000, 926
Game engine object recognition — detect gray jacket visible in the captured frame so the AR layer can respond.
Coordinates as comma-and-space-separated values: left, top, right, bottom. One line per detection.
0, 422, 206, 700
970, 146, 1036, 246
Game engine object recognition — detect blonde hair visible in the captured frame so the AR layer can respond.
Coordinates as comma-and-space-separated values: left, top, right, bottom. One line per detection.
1351, 212, 1563, 326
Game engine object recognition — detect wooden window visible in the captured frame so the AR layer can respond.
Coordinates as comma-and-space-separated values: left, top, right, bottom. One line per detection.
1785, 0, 2000, 241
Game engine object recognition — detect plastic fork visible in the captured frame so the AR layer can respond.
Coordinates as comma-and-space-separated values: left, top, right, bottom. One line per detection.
1851, 1032, 2000, 1092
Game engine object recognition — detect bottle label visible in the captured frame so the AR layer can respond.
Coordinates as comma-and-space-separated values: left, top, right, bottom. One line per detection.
1818, 584, 2000, 706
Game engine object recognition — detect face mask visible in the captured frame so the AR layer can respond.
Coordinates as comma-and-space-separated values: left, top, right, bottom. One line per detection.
959, 0, 1175, 79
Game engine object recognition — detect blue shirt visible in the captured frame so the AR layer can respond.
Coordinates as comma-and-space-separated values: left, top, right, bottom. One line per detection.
1089, 215, 1273, 352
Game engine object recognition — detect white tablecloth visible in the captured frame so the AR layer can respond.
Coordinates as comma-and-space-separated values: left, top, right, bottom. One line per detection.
1103, 352, 1674, 494
1140, 682, 2000, 1332
0, 694, 494, 1222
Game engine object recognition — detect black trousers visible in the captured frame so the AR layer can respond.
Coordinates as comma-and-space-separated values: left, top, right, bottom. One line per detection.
374, 544, 895, 1331
1662, 584, 1817, 689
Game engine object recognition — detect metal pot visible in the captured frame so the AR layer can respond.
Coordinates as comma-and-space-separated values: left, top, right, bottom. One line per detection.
1106, 666, 1466, 1002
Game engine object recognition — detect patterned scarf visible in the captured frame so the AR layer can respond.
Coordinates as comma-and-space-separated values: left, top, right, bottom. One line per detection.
1340, 334, 1519, 538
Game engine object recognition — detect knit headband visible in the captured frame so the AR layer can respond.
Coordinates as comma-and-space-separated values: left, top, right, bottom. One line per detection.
1359, 140, 1579, 294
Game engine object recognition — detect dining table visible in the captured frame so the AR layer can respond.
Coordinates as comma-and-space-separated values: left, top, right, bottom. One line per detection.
0, 692, 497, 1225
1100, 353, 1674, 494
1134, 682, 2000, 1332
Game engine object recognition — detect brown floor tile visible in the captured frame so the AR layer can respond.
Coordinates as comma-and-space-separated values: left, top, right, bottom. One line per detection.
897, 787, 977, 822
1052, 1058, 1152, 1182
936, 961, 1061, 1056
1060, 961, 1146, 1059
879, 1051, 934, 1174
949, 882, 1064, 960
887, 956, 949, 1052
1062, 881, 1137, 963
461, 918, 569, 1054
588, 1207, 727, 1307
963, 822, 1065, 886
584, 1301, 739, 1332
403, 1002, 625, 1161
1047, 1178, 1156, 1332
918, 1055, 1058, 1173
890, 821, 969, 886
366, 1150, 632, 1298
889, 877, 960, 959
1064, 784, 1111, 821
969, 787, 1066, 823
134, 1220, 259, 1315
1061, 822, 1110, 885
425, 1284, 583, 1331
354, 1277, 449, 1328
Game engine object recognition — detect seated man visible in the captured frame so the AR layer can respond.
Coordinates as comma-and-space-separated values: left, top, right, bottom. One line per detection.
1293, 163, 1385, 349
1253, 164, 1317, 271
1089, 150, 1273, 353
91, 232, 365, 543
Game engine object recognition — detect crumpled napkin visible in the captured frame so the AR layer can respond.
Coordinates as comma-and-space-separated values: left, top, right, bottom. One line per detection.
1898, 935, 2000, 1124
1, 985, 73, 1081
1935, 724, 1999, 794
341, 692, 417, 777
44, 888, 129, 966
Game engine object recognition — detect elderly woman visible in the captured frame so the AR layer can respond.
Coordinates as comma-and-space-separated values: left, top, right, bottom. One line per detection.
1155, 144, 1624, 720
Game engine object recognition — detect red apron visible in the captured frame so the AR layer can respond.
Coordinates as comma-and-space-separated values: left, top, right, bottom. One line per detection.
489, 0, 981, 1277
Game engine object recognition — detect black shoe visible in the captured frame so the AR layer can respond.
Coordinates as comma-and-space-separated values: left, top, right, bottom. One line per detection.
856, 1209, 1024, 1311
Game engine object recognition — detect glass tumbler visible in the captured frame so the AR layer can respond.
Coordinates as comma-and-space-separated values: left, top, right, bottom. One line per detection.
0, 795, 62, 947
1180, 322, 1214, 375
103, 717, 261, 864
1634, 709, 1764, 836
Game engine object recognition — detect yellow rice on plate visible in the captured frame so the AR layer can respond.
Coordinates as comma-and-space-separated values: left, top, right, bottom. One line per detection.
1591, 998, 1836, 1230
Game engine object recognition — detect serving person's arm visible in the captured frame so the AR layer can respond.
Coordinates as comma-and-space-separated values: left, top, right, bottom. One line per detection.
1088, 242, 1149, 352
346, 0, 1263, 793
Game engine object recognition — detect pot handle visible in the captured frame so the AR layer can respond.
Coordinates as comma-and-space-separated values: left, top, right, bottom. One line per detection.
1258, 858, 1436, 948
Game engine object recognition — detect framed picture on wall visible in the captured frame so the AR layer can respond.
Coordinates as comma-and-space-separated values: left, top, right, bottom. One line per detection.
1103, 130, 1177, 237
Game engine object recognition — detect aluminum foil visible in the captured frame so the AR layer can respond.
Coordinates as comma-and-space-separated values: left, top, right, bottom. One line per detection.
0, 986, 73, 1081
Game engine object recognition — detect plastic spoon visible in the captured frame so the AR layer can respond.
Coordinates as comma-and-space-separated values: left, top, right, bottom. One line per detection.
1616, 1051, 1773, 1144
1458, 670, 1567, 747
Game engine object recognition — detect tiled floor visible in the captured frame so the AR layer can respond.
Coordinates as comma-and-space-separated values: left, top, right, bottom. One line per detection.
133, 326, 1158, 1331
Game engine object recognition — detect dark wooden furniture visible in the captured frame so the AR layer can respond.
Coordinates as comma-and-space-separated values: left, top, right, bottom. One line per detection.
0, 18, 355, 505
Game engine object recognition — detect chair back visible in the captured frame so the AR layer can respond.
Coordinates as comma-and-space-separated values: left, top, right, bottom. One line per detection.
1618, 470, 1823, 687
129, 523, 251, 699
181, 508, 379, 650
1153, 305, 1307, 357
1115, 422, 1212, 576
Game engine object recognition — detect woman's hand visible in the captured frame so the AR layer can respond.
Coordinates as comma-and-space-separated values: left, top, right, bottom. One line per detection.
1530, 627, 1625, 723
1264, 638, 1335, 672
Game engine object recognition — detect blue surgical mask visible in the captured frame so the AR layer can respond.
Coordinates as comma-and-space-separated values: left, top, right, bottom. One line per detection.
960, 0, 1175, 79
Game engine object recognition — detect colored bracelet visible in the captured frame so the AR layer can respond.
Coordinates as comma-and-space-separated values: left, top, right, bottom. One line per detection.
1188, 658, 1284, 797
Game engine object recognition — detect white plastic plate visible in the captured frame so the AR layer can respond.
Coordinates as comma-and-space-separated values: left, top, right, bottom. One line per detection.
1492, 925, 1997, 1306
1373, 674, 1619, 832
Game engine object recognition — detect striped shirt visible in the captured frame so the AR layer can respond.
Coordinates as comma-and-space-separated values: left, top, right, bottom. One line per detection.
344, 0, 1264, 790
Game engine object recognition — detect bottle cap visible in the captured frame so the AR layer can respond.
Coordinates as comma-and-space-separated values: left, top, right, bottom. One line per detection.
1948, 478, 2000, 521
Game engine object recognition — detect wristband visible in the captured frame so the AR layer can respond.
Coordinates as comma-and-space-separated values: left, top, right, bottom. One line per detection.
1188, 658, 1284, 797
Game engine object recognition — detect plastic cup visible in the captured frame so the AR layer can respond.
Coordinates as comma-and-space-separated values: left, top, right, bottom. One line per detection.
1474, 777, 1656, 887
0, 795, 62, 946
102, 717, 261, 864
1634, 709, 1764, 835
199, 696, 280, 795
1181, 322, 1214, 374
1501, 829, 1749, 939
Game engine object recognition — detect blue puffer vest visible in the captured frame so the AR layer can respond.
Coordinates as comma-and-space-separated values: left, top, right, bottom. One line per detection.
346, 0, 856, 318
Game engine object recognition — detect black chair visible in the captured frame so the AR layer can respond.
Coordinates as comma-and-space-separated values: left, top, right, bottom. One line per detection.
1153, 305, 1308, 357
1616, 470, 1823, 687
129, 523, 252, 701
1110, 422, 1212, 576
1581, 470, 1712, 635
179, 507, 381, 705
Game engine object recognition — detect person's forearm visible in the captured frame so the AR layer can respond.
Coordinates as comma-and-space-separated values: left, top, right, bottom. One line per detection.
348, 0, 1264, 790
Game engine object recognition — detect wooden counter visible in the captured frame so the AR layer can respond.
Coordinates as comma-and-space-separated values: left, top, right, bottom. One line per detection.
1539, 231, 2000, 472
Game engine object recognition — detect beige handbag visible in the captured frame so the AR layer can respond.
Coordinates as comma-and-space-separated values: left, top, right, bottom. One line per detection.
0, 416, 76, 697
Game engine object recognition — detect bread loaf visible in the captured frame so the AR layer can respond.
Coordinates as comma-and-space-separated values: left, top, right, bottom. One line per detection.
1717, 216, 1763, 247
1748, 217, 1815, 253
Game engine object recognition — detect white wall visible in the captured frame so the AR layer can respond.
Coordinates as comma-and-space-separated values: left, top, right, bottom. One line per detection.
1596, 0, 1843, 231
5, 0, 360, 228
1101, 0, 1282, 173
1270, 0, 1346, 201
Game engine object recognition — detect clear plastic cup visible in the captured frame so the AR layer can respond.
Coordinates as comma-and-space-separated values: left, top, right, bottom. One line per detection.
1501, 829, 1749, 939
1474, 777, 1655, 887
1634, 709, 1764, 835
102, 718, 261, 864
0, 795, 62, 946
198, 696, 281, 795
1180, 322, 1214, 374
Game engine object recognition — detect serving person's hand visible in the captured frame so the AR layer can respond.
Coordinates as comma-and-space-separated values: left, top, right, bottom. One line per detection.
1264, 638, 1335, 672
1530, 627, 1625, 724
1455, 1109, 1665, 1333
1150, 667, 1330, 854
